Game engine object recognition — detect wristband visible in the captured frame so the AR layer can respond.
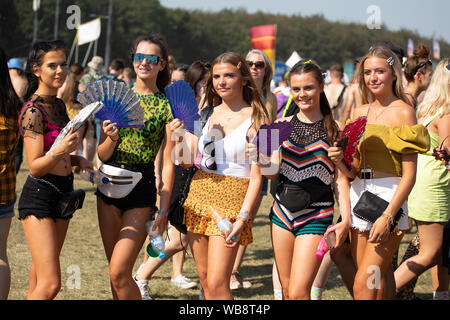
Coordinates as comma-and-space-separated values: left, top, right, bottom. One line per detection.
237, 209, 250, 222
157, 210, 167, 217
382, 212, 394, 225
50, 151, 59, 161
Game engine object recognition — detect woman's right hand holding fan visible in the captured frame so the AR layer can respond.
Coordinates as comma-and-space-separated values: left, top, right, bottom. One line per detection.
102, 120, 119, 142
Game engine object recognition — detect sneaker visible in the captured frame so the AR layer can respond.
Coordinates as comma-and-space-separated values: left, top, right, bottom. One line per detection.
170, 274, 198, 289
230, 271, 252, 290
133, 275, 152, 300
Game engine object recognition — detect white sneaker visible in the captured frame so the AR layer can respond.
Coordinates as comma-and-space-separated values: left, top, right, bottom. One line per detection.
170, 274, 198, 289
133, 275, 152, 300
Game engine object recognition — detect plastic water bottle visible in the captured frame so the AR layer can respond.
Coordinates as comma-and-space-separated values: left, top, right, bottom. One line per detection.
80, 169, 110, 185
316, 225, 334, 259
145, 220, 166, 259
209, 206, 236, 240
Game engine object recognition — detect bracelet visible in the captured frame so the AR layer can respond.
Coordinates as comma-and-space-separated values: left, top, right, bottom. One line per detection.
237, 209, 250, 222
50, 151, 60, 161
155, 174, 161, 179
382, 212, 394, 227
156, 210, 167, 217
110, 136, 119, 142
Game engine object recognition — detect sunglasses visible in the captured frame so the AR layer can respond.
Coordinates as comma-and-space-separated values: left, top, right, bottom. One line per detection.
412, 59, 432, 75
131, 53, 160, 65
35, 40, 66, 51
246, 61, 265, 69
203, 140, 217, 170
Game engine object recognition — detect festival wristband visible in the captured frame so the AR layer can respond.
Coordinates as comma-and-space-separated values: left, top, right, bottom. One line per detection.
50, 151, 60, 161
237, 209, 250, 222
157, 210, 167, 217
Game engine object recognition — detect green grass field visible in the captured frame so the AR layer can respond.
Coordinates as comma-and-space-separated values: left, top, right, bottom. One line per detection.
7, 159, 435, 300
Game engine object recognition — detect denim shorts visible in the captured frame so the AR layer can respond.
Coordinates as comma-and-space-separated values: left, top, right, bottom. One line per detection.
18, 173, 74, 221
0, 196, 16, 219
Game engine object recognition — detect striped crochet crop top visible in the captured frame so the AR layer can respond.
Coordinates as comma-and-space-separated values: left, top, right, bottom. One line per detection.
278, 116, 335, 202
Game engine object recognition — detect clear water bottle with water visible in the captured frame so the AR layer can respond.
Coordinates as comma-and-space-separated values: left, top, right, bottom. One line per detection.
209, 206, 236, 241
145, 220, 166, 259
80, 169, 110, 185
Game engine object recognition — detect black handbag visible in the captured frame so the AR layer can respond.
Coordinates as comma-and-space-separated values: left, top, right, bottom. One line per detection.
276, 181, 311, 212
57, 189, 86, 217
354, 112, 403, 233
353, 190, 403, 232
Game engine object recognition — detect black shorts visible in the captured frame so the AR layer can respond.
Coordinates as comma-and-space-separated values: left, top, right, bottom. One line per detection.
95, 162, 157, 213
18, 173, 75, 221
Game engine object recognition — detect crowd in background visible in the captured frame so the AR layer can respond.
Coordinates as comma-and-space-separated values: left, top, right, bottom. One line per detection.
0, 33, 448, 301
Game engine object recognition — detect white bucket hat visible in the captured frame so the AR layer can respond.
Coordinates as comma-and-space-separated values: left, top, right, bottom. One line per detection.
97, 164, 142, 199
87, 56, 104, 72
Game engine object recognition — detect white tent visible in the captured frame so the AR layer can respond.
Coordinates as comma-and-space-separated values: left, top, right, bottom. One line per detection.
285, 51, 302, 69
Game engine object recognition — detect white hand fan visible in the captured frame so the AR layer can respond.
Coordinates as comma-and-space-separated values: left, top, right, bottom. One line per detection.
49, 101, 103, 151
77, 79, 145, 129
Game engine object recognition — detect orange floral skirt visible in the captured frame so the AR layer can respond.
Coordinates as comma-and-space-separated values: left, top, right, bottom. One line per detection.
183, 169, 253, 246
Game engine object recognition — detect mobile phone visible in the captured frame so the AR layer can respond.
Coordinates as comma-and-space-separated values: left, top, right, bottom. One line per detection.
326, 231, 336, 249
361, 168, 373, 180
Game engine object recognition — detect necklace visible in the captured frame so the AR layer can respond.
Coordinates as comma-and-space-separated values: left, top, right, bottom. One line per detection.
373, 106, 388, 120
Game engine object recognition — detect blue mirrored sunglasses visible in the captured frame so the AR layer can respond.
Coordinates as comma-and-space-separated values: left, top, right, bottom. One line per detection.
131, 53, 160, 65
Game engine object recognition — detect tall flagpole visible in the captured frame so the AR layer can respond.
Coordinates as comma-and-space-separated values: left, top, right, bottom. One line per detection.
54, 0, 60, 40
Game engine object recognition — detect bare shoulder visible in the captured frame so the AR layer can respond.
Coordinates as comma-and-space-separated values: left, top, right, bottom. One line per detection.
391, 100, 417, 126
352, 103, 370, 120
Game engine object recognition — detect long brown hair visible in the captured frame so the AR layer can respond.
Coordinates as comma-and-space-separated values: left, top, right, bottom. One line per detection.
61, 63, 84, 108
204, 52, 270, 129
288, 60, 340, 144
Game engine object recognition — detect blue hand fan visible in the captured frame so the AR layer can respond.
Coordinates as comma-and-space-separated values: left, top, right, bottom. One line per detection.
165, 80, 200, 132
77, 79, 145, 129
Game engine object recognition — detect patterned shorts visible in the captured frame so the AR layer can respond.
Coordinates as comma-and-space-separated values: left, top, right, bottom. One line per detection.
183, 169, 253, 246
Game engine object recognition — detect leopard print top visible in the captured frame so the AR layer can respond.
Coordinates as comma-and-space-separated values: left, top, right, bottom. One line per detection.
110, 91, 173, 164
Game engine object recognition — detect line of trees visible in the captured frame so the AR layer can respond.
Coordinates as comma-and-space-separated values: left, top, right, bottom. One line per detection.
2, 0, 449, 70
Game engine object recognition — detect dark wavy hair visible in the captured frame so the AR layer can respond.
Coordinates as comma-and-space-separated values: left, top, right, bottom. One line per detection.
289, 59, 340, 144
24, 40, 68, 102
131, 34, 170, 94
0, 48, 22, 119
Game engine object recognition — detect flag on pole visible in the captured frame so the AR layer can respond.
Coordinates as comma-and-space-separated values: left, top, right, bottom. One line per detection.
433, 39, 440, 60
249, 24, 277, 71
407, 38, 414, 57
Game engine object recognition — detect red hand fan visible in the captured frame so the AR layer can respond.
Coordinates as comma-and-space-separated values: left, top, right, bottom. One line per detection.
339, 116, 367, 168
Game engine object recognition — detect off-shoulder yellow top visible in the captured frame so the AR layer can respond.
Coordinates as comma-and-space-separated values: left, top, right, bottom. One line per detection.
357, 124, 430, 176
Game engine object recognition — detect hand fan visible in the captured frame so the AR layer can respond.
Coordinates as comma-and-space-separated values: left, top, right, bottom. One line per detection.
49, 101, 103, 151
77, 79, 145, 129
253, 121, 294, 156
339, 116, 368, 168
165, 80, 200, 132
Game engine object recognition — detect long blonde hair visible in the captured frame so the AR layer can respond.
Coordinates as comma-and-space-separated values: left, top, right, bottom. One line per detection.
205, 52, 270, 129
416, 58, 450, 123
357, 46, 407, 104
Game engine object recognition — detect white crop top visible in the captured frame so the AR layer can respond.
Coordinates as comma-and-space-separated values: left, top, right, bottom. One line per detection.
198, 117, 252, 179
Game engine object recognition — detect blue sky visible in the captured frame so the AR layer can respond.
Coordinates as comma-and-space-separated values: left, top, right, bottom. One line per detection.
160, 0, 450, 43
